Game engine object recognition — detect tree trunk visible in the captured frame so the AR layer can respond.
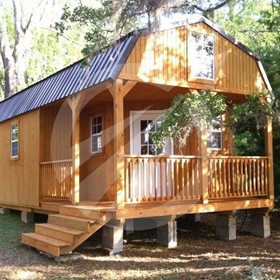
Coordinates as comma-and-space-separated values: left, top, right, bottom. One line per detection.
2, 56, 17, 98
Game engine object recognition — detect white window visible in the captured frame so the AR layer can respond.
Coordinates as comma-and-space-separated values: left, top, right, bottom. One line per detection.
140, 119, 163, 155
11, 124, 19, 158
207, 118, 222, 150
191, 32, 214, 80
91, 116, 103, 153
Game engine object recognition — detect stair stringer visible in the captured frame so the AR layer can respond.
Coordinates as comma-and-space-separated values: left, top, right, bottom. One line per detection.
61, 212, 113, 255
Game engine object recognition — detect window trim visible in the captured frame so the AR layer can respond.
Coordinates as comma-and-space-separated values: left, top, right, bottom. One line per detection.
90, 115, 103, 154
189, 31, 215, 82
11, 123, 19, 159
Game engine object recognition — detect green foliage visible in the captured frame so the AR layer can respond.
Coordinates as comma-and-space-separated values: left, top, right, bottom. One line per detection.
231, 92, 273, 129
152, 90, 228, 148
153, 90, 275, 155
55, 1, 139, 57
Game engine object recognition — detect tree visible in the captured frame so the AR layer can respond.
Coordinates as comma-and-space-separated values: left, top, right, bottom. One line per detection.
0, 0, 86, 100
0, 0, 56, 98
56, 0, 231, 56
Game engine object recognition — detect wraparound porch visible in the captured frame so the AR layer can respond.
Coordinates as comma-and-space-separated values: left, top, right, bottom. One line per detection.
39, 155, 272, 213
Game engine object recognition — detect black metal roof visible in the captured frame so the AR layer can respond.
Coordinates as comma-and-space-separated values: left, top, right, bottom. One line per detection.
0, 16, 272, 123
0, 31, 140, 123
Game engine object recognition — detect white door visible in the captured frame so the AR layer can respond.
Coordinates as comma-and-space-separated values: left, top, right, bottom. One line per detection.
129, 111, 173, 200
130, 111, 172, 155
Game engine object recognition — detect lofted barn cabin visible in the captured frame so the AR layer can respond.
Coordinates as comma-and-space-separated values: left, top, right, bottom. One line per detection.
0, 16, 274, 257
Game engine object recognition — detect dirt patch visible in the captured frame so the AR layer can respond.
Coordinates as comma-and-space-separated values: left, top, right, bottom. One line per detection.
0, 211, 280, 280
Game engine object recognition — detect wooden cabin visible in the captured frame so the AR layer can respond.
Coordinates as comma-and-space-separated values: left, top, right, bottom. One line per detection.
0, 16, 274, 257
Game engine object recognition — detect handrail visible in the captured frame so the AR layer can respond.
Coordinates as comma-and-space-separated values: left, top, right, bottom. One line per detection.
40, 159, 72, 165
124, 155, 201, 159
208, 156, 269, 159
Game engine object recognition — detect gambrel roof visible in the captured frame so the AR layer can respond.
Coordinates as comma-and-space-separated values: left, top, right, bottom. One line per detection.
0, 15, 272, 123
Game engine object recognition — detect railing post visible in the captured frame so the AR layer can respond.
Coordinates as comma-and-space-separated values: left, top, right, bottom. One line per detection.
67, 94, 84, 205
199, 128, 209, 204
265, 116, 274, 200
113, 79, 125, 209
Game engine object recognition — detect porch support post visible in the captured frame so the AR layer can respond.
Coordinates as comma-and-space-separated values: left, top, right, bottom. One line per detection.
215, 211, 236, 241
113, 79, 125, 209
157, 215, 177, 248
265, 116, 274, 200
67, 94, 84, 205
250, 209, 270, 238
199, 128, 209, 204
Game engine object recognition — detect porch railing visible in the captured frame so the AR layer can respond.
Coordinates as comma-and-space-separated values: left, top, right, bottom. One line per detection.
208, 156, 269, 199
40, 159, 73, 201
124, 155, 269, 203
124, 155, 201, 203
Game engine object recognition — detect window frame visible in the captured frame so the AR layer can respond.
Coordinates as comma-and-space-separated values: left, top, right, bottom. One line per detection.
90, 115, 103, 154
207, 117, 222, 151
11, 123, 19, 159
189, 31, 215, 82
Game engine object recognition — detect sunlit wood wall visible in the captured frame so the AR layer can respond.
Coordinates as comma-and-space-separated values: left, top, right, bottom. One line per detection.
0, 110, 40, 207
119, 22, 267, 94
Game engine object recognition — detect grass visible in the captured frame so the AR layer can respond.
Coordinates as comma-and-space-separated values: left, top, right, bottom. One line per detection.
0, 211, 280, 279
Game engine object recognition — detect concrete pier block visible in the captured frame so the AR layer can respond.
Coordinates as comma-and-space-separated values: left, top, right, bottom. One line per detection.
215, 212, 236, 241
250, 212, 270, 238
157, 216, 177, 248
21, 211, 34, 223
102, 219, 125, 254
0, 208, 10, 214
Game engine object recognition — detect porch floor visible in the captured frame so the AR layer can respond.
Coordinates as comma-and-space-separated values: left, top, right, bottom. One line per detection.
40, 197, 273, 220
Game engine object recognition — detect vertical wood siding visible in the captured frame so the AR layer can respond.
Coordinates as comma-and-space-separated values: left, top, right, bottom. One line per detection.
80, 102, 114, 202
40, 105, 72, 162
119, 23, 266, 94
0, 110, 40, 207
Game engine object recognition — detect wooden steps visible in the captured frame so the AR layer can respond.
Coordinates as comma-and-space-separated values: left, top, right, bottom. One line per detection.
21, 207, 113, 257
21, 233, 71, 256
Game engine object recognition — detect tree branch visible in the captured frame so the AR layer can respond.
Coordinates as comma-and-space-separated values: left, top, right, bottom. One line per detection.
43, 27, 97, 46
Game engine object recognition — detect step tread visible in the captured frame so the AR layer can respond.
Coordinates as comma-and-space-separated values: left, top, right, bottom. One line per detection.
49, 214, 98, 224
22, 232, 71, 247
36, 223, 84, 235
60, 205, 116, 212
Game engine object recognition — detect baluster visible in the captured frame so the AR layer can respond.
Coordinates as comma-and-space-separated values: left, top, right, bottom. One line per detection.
154, 158, 158, 200
186, 159, 190, 199
223, 159, 227, 198
253, 159, 256, 195
171, 159, 175, 199
143, 158, 147, 201
166, 158, 169, 200
191, 159, 196, 199
265, 159, 268, 195
149, 158, 153, 200
181, 159, 185, 200
131, 159, 135, 202
160, 158, 164, 201
257, 160, 260, 195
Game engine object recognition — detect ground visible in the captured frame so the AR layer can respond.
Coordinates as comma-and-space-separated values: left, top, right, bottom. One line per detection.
0, 210, 280, 280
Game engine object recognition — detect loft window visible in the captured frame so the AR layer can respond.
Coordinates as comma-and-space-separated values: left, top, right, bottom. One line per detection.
191, 32, 214, 80
11, 124, 19, 158
207, 117, 222, 150
91, 115, 103, 153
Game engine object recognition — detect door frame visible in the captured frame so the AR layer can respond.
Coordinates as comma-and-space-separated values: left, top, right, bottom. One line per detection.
129, 110, 173, 155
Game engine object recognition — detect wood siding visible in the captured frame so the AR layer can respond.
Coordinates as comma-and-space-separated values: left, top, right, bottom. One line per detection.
80, 102, 114, 202
40, 104, 72, 162
119, 23, 267, 94
0, 110, 40, 207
